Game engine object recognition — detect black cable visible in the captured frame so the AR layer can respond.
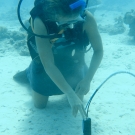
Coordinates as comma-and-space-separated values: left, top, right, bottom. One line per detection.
85, 71, 135, 117
17, 0, 62, 38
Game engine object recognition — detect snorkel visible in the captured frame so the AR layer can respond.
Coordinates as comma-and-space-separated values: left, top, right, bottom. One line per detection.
17, 0, 89, 39
69, 0, 86, 10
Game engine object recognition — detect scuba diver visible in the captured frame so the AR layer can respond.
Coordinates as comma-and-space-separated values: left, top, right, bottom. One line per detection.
14, 0, 103, 119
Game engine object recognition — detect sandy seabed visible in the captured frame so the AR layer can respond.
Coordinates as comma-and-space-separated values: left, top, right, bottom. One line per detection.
0, 8, 135, 135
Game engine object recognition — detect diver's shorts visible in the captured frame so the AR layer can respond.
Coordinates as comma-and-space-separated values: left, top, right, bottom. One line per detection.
26, 57, 88, 96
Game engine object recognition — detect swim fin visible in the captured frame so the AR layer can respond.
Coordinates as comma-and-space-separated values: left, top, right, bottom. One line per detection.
13, 69, 29, 84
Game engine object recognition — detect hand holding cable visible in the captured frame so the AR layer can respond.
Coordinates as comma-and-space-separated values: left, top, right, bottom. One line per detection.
66, 90, 87, 119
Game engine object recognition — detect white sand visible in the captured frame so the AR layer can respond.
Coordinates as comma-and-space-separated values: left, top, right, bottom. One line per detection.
0, 8, 135, 135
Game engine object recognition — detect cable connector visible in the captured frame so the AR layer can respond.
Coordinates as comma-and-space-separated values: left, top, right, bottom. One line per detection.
82, 118, 91, 135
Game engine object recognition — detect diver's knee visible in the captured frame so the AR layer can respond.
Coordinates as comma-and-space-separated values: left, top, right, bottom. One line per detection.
33, 97, 49, 109
34, 102, 47, 109
32, 90, 49, 109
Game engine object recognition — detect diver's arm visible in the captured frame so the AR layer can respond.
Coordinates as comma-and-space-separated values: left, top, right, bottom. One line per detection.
83, 10, 103, 82
33, 17, 73, 95
33, 17, 87, 119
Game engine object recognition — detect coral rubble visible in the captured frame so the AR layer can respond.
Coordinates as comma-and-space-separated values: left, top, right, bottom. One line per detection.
123, 9, 135, 40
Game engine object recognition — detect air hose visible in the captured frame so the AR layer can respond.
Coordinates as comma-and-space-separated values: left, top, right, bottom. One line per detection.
82, 71, 135, 135
17, 0, 62, 38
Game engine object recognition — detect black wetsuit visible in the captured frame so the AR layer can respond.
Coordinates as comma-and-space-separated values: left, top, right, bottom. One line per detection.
26, 1, 90, 96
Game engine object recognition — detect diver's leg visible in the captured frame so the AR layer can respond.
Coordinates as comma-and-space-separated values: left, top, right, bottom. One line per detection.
32, 90, 49, 109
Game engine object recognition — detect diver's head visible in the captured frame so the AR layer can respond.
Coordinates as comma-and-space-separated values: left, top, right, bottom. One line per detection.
41, 0, 86, 22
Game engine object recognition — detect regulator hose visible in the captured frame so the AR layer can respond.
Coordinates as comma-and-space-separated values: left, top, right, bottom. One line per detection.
17, 0, 62, 38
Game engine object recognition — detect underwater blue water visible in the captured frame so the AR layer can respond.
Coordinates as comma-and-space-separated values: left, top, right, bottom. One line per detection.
0, 0, 135, 23
0, 1, 135, 135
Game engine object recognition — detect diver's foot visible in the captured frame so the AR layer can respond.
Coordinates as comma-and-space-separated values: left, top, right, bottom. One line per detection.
13, 70, 29, 84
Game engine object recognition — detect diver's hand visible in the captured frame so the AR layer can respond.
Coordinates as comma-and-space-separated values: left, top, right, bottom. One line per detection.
66, 90, 87, 119
75, 78, 90, 95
